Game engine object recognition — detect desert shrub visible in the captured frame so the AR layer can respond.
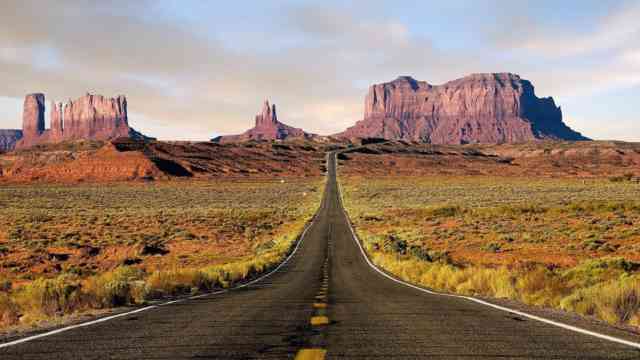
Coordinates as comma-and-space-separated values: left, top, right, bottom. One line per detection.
482, 242, 502, 253
383, 235, 407, 254
145, 269, 206, 299
609, 173, 634, 183
413, 262, 450, 290
455, 268, 495, 295
254, 239, 276, 254
0, 293, 19, 327
562, 258, 639, 288
14, 275, 81, 321
455, 268, 516, 298
427, 205, 461, 218
82, 266, 143, 308
515, 267, 567, 306
488, 268, 518, 299
499, 234, 516, 243
201, 267, 227, 288
409, 246, 432, 262
221, 261, 260, 284
511, 204, 548, 215
561, 277, 640, 325
0, 278, 12, 291
582, 239, 617, 252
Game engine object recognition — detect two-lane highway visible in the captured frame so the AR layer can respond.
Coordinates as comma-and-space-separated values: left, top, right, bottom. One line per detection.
2, 153, 640, 359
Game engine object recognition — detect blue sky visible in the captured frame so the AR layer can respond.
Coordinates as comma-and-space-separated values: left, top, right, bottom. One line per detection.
0, 0, 638, 140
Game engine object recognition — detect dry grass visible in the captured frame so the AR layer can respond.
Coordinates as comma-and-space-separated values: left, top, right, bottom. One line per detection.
0, 178, 322, 330
341, 173, 640, 327
341, 176, 640, 267
369, 248, 640, 326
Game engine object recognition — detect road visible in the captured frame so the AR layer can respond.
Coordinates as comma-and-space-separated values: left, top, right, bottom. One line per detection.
2, 153, 640, 359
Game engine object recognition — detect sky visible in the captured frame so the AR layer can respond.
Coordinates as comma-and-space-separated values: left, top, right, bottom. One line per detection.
0, 0, 638, 141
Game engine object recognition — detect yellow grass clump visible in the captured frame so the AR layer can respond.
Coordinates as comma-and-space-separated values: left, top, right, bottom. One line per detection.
370, 250, 640, 327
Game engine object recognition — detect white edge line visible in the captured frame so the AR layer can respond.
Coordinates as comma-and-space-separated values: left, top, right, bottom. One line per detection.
333, 152, 640, 351
0, 157, 331, 350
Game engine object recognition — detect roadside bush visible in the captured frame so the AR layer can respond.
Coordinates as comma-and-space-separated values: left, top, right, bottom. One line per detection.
82, 266, 143, 307
409, 246, 432, 261
0, 293, 19, 327
14, 275, 81, 321
383, 235, 407, 254
561, 277, 640, 325
562, 258, 639, 288
145, 269, 207, 299
515, 267, 567, 306
369, 242, 640, 327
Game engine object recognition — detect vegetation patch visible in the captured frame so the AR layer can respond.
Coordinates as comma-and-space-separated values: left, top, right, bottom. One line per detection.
0, 178, 323, 330
340, 173, 640, 328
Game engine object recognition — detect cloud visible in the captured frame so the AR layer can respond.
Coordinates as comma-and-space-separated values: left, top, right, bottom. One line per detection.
489, 1, 640, 57
2, 0, 441, 139
621, 49, 640, 67
482, 0, 640, 107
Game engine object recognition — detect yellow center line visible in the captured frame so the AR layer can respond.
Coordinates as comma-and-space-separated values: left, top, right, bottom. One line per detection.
295, 348, 326, 360
310, 316, 329, 326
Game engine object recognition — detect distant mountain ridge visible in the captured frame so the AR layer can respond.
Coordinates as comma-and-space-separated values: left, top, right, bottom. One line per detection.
2, 73, 590, 151
335, 73, 588, 144
213, 100, 317, 143
0, 93, 153, 152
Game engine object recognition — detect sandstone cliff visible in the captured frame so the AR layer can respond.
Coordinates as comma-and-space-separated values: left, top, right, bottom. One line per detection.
336, 73, 588, 144
13, 93, 151, 149
213, 100, 316, 143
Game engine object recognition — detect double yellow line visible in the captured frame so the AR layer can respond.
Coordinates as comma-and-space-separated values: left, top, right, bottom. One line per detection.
295, 258, 330, 359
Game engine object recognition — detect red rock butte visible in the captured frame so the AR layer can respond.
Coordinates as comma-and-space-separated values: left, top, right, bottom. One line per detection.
335, 73, 588, 144
213, 100, 317, 143
12, 93, 149, 150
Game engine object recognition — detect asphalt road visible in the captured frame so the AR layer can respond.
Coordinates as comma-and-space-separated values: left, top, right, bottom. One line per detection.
2, 153, 640, 359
